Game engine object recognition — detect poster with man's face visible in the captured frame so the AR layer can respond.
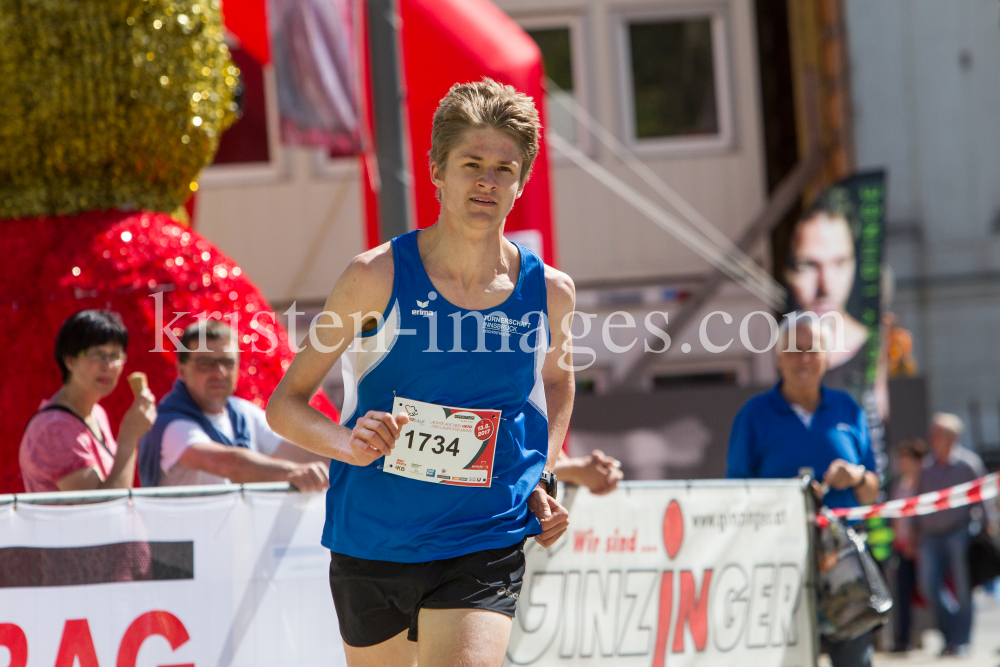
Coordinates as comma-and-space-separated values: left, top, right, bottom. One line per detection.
781, 171, 886, 396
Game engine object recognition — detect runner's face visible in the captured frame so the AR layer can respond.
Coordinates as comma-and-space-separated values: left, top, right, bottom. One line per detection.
776, 324, 827, 387
786, 214, 856, 316
431, 128, 523, 229
176, 337, 239, 413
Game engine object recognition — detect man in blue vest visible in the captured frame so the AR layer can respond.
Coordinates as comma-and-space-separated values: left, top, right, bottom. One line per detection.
727, 315, 878, 667
139, 320, 328, 491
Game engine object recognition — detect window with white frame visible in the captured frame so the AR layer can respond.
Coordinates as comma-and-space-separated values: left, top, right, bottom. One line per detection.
616, 7, 733, 153
201, 39, 285, 186
213, 45, 272, 165
517, 15, 589, 149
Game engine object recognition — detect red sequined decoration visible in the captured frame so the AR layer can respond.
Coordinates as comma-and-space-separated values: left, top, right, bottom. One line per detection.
0, 209, 338, 493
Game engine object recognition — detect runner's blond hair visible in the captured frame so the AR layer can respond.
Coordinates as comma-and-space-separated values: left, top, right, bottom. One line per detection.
429, 78, 541, 191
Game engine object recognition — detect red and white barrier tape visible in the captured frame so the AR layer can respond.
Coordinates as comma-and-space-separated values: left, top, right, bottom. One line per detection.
821, 472, 999, 523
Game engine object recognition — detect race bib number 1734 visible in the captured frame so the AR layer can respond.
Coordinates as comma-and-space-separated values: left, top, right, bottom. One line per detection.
384, 397, 500, 487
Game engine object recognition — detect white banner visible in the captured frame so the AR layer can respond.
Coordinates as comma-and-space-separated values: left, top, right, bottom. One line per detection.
0, 490, 346, 667
506, 481, 815, 667
1, 482, 814, 667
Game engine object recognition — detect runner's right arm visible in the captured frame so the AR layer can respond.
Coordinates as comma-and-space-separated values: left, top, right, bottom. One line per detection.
266, 244, 409, 466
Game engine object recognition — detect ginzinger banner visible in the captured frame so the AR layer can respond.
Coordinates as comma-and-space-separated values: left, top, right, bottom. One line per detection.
505, 480, 816, 667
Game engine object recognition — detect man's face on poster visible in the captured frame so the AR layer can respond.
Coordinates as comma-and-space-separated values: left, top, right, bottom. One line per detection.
785, 213, 856, 317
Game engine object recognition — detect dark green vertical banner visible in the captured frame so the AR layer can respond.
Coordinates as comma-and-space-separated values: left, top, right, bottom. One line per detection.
781, 171, 890, 559
854, 173, 887, 390
850, 174, 890, 567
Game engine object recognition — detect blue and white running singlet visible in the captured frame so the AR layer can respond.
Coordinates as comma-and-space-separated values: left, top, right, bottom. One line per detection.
322, 230, 550, 562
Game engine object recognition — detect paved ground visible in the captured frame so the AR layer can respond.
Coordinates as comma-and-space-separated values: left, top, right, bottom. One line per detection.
817, 590, 1000, 667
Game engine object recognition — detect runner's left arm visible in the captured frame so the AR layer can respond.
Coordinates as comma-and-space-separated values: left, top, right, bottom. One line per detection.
541, 266, 576, 471
527, 266, 575, 548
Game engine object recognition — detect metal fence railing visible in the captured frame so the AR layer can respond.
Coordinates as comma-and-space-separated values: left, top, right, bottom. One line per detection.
0, 481, 294, 506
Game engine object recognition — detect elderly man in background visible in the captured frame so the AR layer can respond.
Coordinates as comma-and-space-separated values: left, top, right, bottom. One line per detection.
727, 316, 878, 667
916, 413, 989, 657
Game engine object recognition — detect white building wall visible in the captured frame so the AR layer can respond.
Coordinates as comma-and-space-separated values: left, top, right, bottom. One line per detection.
497, 0, 775, 386
496, 0, 769, 284
194, 149, 364, 306
845, 0, 1000, 447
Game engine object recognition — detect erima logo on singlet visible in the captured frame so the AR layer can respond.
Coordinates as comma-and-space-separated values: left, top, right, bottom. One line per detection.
412, 291, 438, 316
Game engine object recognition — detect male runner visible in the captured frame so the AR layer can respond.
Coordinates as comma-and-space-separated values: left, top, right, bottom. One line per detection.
267, 78, 574, 667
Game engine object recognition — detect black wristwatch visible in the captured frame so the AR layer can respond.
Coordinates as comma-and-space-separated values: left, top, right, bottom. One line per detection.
540, 470, 557, 498
852, 465, 868, 489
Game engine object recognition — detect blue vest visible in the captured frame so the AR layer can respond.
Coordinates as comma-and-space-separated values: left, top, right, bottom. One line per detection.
138, 380, 251, 487
324, 230, 549, 562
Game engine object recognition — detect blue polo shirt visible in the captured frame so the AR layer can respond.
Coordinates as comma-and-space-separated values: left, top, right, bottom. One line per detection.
726, 383, 874, 509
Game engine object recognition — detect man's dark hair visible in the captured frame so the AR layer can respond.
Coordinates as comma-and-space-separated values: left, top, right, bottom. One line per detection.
786, 186, 861, 272
54, 310, 129, 383
177, 319, 235, 362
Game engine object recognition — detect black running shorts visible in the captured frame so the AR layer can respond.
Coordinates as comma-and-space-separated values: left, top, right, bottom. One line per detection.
328, 539, 526, 647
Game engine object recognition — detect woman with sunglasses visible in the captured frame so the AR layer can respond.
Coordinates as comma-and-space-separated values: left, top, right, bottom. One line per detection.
19, 309, 157, 492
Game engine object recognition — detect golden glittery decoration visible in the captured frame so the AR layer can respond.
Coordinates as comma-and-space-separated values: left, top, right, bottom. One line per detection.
0, 0, 238, 219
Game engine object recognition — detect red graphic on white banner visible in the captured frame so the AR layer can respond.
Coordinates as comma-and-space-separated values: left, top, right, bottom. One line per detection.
0, 611, 190, 667
663, 499, 684, 559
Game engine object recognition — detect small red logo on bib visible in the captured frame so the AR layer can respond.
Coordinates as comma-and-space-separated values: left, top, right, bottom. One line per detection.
475, 419, 495, 440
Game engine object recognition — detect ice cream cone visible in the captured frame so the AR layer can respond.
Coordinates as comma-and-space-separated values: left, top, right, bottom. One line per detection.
127, 372, 148, 397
